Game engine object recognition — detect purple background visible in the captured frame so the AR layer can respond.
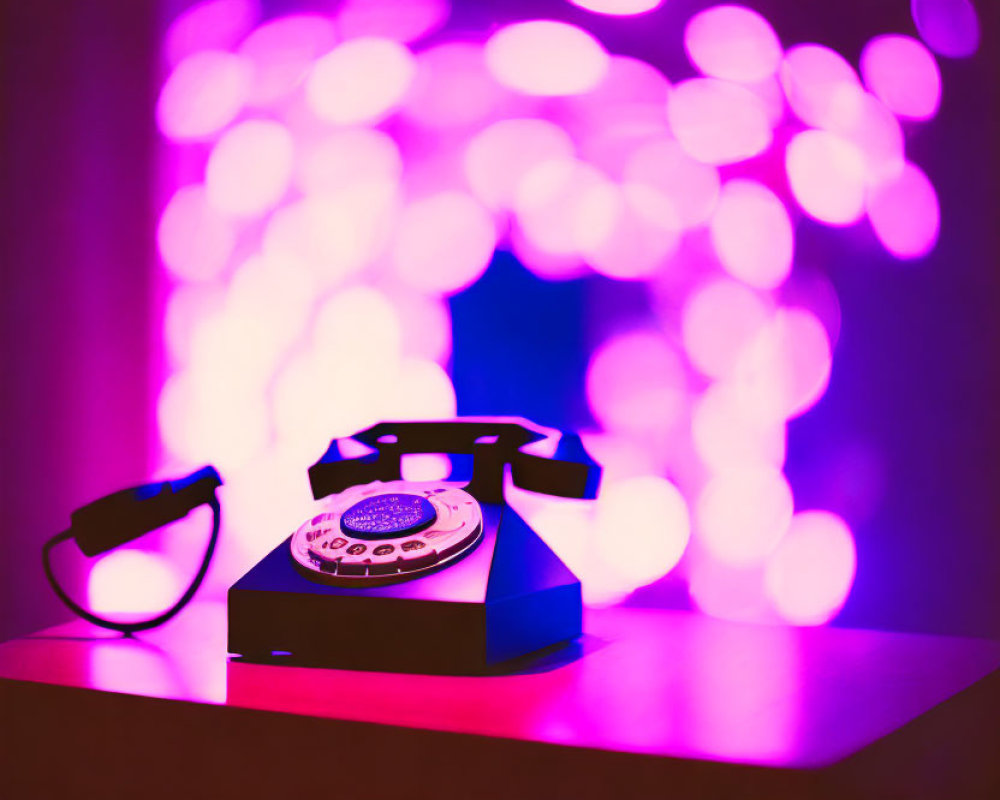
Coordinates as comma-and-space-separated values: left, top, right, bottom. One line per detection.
1, 0, 998, 641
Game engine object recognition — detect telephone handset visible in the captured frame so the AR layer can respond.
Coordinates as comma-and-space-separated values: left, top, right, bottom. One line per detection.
228, 418, 601, 673
308, 418, 600, 504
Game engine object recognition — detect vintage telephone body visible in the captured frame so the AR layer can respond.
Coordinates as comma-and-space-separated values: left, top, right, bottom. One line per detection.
227, 419, 600, 673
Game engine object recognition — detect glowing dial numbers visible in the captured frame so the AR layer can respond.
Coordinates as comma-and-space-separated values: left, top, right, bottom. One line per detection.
289, 480, 482, 585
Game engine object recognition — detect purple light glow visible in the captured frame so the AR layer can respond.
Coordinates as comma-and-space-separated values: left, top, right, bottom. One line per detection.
384, 290, 452, 364
403, 43, 507, 129
861, 35, 941, 121
696, 466, 794, 567
88, 550, 181, 618
764, 511, 857, 624
866, 162, 940, 259
692, 383, 787, 472
785, 130, 866, 225
911, 0, 980, 58
336, 0, 450, 45
262, 185, 398, 286
683, 622, 801, 759
733, 307, 832, 421
586, 330, 688, 438
624, 138, 720, 228
824, 87, 904, 185
667, 78, 773, 165
164, 284, 225, 368
508, 226, 591, 282
464, 119, 575, 210
593, 476, 691, 584
780, 44, 859, 129
583, 183, 681, 280
237, 15, 338, 108
688, 557, 773, 623
574, 110, 668, 183
157, 185, 236, 281
157, 50, 252, 141
391, 191, 497, 294
569, 0, 663, 16
293, 128, 402, 196
514, 158, 618, 256
205, 120, 294, 217
710, 180, 793, 290
150, 0, 953, 624
306, 37, 416, 125
164, 0, 260, 66
571, 55, 672, 121
682, 279, 770, 379
484, 21, 610, 97
684, 5, 782, 83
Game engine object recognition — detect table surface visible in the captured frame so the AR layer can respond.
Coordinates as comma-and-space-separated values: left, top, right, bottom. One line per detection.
1, 602, 997, 770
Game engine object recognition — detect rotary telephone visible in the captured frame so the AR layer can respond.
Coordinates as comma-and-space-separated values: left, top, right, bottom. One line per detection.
227, 418, 601, 673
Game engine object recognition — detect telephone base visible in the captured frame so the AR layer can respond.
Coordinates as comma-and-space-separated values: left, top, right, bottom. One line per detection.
227, 503, 583, 674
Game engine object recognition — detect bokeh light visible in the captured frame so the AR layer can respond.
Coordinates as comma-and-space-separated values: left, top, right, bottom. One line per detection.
696, 467, 794, 567
732, 307, 832, 421
824, 86, 905, 184
584, 183, 681, 280
688, 557, 772, 622
157, 50, 252, 141
306, 37, 416, 125
151, 0, 952, 623
785, 130, 866, 225
866, 162, 940, 259
237, 14, 338, 107
164, 0, 260, 66
765, 511, 857, 624
682, 278, 770, 380
525, 498, 629, 607
387, 290, 452, 364
484, 21, 610, 96
294, 128, 402, 195
158, 367, 270, 473
569, 0, 663, 16
667, 78, 772, 165
464, 119, 576, 210
692, 382, 786, 472
336, 0, 449, 44
262, 183, 398, 286
624, 138, 720, 228
860, 34, 941, 121
392, 191, 496, 294
567, 55, 671, 138
163, 284, 225, 367
780, 44, 859, 129
710, 180, 793, 290
205, 120, 294, 217
514, 158, 618, 256
88, 551, 181, 617
403, 42, 506, 129
586, 330, 688, 437
910, 0, 980, 58
157, 184, 236, 282
684, 5, 782, 83
381, 358, 458, 421
594, 476, 691, 584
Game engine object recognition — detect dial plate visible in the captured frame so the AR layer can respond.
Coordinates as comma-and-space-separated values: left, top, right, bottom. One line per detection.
290, 480, 482, 586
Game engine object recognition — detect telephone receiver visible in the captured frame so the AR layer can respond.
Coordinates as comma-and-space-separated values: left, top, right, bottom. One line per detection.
69, 466, 222, 557
43, 466, 223, 634
308, 418, 601, 504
